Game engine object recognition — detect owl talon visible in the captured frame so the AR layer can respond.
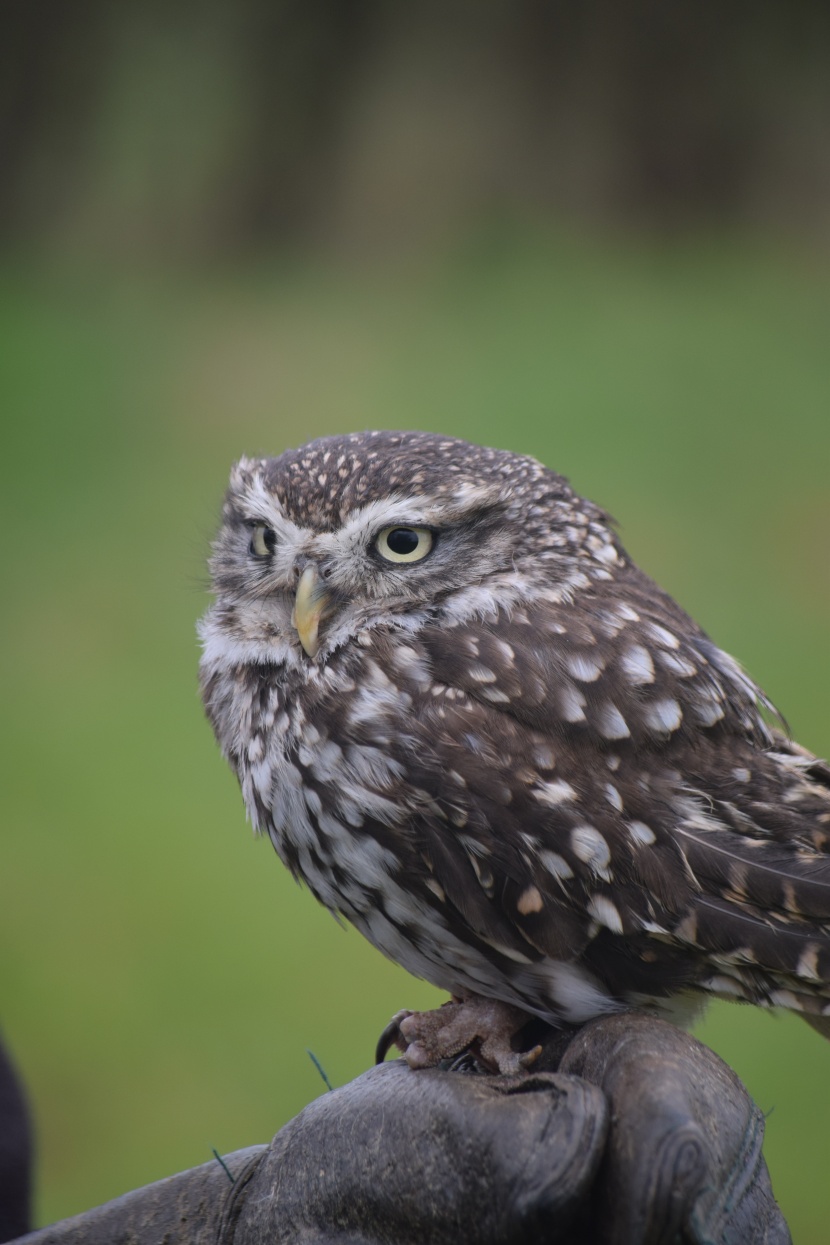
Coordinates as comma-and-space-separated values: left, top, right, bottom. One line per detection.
519, 1044, 544, 1070
381, 996, 537, 1075
375, 1010, 414, 1064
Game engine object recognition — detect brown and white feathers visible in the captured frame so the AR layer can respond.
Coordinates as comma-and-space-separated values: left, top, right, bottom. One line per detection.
199, 431, 830, 1036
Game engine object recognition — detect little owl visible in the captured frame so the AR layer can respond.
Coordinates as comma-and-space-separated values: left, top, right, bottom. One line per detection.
199, 431, 830, 1071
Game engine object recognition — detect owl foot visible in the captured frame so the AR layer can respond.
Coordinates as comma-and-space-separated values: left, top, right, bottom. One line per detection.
376, 998, 542, 1075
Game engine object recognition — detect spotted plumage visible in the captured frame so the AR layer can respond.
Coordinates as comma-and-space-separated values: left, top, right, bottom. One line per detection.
199, 431, 830, 1049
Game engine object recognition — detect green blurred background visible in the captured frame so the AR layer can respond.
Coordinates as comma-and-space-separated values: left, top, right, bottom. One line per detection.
2, 3, 829, 1240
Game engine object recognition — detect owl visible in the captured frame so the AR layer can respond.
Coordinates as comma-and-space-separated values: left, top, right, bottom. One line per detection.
199, 431, 830, 1072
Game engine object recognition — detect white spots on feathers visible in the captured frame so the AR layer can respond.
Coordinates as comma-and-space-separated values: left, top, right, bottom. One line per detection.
540, 850, 574, 881
532, 744, 556, 770
640, 918, 669, 936
644, 698, 683, 735
559, 684, 587, 723
604, 783, 623, 812
587, 895, 624, 934
535, 779, 577, 807
689, 696, 726, 727
593, 541, 619, 565
389, 644, 432, 691
478, 686, 512, 705
595, 610, 626, 639
768, 988, 807, 1011
596, 702, 630, 740
517, 885, 545, 915
628, 820, 656, 847
620, 644, 655, 685
711, 946, 758, 968
492, 638, 516, 664
468, 852, 495, 896
646, 622, 681, 650
657, 649, 698, 678
567, 653, 605, 682
468, 663, 498, 684
570, 825, 612, 880
704, 975, 750, 1000
797, 945, 822, 982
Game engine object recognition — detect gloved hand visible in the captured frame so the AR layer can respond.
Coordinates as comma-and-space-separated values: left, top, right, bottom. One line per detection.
248, 1011, 790, 1245
546, 1011, 791, 1245
13, 1012, 791, 1245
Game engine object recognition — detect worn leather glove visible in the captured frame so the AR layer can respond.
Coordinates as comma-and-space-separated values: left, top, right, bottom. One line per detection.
14, 1012, 790, 1245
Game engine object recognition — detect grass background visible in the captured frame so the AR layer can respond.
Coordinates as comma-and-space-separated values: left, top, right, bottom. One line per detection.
2, 230, 829, 1240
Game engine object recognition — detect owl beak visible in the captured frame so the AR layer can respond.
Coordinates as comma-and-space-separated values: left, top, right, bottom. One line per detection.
292, 564, 332, 658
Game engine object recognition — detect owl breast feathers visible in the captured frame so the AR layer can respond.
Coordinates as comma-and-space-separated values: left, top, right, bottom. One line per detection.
199, 430, 830, 1039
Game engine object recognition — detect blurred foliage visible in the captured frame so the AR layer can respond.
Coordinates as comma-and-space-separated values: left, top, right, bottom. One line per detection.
1, 231, 828, 1241
2, 1, 830, 257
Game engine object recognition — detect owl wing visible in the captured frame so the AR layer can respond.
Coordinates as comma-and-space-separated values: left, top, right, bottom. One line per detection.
385, 574, 830, 1012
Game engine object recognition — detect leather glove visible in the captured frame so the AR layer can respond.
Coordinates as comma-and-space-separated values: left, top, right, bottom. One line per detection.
12, 1012, 790, 1245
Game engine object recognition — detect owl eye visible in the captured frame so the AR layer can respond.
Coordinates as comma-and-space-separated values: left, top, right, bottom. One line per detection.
249, 523, 277, 558
375, 526, 434, 564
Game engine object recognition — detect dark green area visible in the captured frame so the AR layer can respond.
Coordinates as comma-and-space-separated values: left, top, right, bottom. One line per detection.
2, 233, 829, 1240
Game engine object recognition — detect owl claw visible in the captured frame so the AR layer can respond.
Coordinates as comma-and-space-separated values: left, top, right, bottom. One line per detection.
376, 997, 539, 1075
518, 1043, 544, 1070
375, 1010, 413, 1064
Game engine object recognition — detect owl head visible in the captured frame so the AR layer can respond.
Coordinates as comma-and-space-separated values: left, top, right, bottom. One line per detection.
203, 430, 620, 662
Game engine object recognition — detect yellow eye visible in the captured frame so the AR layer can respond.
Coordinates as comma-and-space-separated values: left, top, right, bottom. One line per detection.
249, 523, 276, 558
375, 526, 434, 564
